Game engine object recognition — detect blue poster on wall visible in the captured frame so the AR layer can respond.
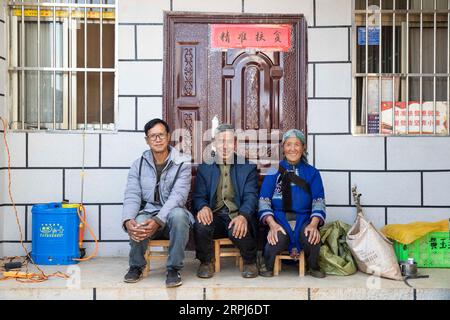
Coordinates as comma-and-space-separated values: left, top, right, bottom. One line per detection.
358, 27, 380, 45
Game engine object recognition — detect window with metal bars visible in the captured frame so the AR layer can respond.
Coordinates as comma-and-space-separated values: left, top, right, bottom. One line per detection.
7, 0, 117, 131
352, 0, 449, 135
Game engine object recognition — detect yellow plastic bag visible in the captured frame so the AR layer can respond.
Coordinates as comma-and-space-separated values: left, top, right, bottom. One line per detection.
381, 219, 449, 245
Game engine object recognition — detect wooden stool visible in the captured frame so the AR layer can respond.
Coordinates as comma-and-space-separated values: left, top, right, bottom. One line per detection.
213, 238, 243, 272
143, 239, 170, 277
273, 251, 305, 277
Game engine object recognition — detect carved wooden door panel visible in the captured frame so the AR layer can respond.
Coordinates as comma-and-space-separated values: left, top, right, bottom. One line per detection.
163, 13, 308, 167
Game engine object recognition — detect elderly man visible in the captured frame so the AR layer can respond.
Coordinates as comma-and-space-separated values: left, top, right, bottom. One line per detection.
122, 118, 193, 287
192, 123, 259, 278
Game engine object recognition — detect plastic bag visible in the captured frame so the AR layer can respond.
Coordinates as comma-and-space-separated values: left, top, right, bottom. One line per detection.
319, 220, 357, 276
381, 219, 449, 245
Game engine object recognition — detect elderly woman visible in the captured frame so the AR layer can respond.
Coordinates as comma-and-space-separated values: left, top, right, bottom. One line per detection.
258, 129, 326, 278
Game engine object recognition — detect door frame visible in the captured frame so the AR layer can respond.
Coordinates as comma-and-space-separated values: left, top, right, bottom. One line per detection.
163, 11, 308, 138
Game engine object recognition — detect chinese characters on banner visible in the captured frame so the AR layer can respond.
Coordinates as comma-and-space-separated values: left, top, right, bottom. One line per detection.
210, 24, 292, 51
381, 101, 449, 135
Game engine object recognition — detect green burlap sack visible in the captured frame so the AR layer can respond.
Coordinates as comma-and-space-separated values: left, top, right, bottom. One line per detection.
318, 220, 357, 276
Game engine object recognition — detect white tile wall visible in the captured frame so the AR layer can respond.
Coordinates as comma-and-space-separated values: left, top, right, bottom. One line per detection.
137, 97, 163, 130
1, 0, 449, 258
351, 172, 422, 206
315, 63, 352, 97
315, 0, 352, 26
308, 64, 314, 98
245, 0, 314, 26
83, 242, 130, 257
315, 135, 384, 170
118, 0, 170, 24
0, 0, 5, 21
1, 206, 26, 241
387, 137, 450, 170
326, 206, 386, 230
1, 133, 26, 167
118, 61, 163, 95
0, 169, 63, 204
0, 95, 6, 122
101, 132, 147, 167
173, 0, 242, 13
320, 171, 349, 205
387, 207, 450, 224
1, 243, 32, 258
100, 205, 129, 241
28, 133, 99, 167
307, 134, 314, 165
307, 99, 349, 133
0, 21, 5, 58
309, 28, 348, 62
0, 60, 5, 97
64, 169, 128, 204
423, 172, 450, 206
118, 25, 135, 60
118, 97, 136, 130
136, 25, 163, 60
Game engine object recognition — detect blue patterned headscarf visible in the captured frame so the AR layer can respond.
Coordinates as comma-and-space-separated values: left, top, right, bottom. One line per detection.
282, 129, 308, 163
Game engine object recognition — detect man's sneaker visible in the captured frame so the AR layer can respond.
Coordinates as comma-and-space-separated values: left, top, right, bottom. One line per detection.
123, 266, 144, 283
197, 262, 214, 278
242, 262, 258, 278
308, 269, 326, 278
166, 269, 182, 288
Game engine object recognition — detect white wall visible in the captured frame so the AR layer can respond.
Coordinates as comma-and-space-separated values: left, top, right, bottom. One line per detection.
0, 0, 7, 257
0, 0, 449, 257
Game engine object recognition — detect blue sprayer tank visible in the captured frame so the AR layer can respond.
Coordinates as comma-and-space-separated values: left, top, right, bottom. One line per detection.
31, 202, 80, 265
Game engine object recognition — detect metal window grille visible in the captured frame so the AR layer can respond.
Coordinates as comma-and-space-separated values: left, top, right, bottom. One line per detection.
352, 0, 450, 136
7, 0, 117, 132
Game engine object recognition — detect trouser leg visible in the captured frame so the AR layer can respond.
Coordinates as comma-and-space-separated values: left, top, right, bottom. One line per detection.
225, 214, 258, 264
165, 208, 191, 271
193, 213, 228, 263
128, 213, 162, 268
262, 231, 290, 270
299, 222, 321, 271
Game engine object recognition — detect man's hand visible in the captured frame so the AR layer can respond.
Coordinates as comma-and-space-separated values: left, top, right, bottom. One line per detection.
197, 206, 213, 225
126, 219, 159, 242
228, 215, 248, 239
136, 219, 160, 239
304, 217, 321, 245
126, 219, 145, 242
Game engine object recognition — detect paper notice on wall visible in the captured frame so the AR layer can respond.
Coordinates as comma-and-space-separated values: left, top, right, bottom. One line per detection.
381, 101, 449, 134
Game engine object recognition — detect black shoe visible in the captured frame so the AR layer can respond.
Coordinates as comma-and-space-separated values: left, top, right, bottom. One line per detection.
242, 263, 258, 278
197, 262, 214, 278
258, 263, 274, 277
308, 269, 326, 278
166, 269, 182, 288
123, 266, 143, 283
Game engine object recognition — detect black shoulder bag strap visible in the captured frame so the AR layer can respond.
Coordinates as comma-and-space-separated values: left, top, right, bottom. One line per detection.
278, 165, 311, 196
138, 159, 184, 210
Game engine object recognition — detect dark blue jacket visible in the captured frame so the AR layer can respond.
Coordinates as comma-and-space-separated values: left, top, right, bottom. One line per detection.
192, 154, 258, 222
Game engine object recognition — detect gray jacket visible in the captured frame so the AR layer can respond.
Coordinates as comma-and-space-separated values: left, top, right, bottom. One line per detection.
122, 146, 194, 230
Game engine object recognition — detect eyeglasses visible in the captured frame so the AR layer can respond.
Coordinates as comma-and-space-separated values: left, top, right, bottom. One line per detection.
146, 133, 167, 141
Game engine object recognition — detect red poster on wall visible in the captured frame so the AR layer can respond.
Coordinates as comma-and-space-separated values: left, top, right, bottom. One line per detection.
210, 24, 292, 51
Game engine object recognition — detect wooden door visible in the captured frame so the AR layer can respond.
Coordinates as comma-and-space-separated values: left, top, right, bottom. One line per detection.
163, 12, 308, 168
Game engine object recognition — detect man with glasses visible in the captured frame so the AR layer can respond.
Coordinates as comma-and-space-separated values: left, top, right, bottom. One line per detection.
122, 118, 194, 287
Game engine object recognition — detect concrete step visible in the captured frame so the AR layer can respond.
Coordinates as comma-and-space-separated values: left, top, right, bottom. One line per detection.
0, 256, 449, 300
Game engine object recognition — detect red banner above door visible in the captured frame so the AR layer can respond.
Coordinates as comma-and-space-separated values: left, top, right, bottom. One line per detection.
210, 24, 292, 51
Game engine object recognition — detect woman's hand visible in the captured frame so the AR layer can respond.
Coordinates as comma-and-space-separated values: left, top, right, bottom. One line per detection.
304, 218, 321, 245
266, 216, 286, 245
